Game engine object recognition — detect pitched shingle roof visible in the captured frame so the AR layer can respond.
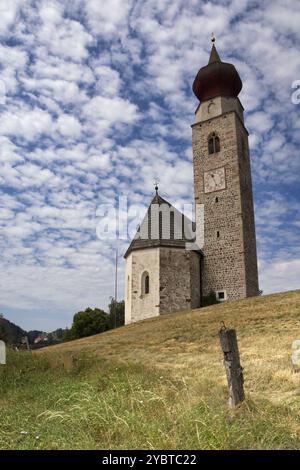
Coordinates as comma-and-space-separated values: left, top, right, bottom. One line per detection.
124, 192, 200, 258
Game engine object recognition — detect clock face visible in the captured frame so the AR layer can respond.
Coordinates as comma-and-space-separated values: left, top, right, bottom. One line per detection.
204, 167, 226, 193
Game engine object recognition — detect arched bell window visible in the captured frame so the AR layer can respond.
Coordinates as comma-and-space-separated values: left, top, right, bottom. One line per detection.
141, 271, 150, 295
208, 133, 220, 155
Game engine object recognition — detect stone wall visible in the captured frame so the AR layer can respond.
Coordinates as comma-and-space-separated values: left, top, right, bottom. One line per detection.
159, 248, 201, 314
195, 96, 244, 124
192, 100, 258, 300
189, 250, 202, 308
236, 117, 260, 296
125, 247, 201, 324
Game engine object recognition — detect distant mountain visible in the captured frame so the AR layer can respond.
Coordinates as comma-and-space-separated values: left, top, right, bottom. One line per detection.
0, 314, 66, 348
0, 315, 26, 345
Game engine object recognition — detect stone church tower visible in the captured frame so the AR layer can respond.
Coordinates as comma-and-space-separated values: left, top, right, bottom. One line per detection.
192, 41, 259, 301
124, 41, 259, 324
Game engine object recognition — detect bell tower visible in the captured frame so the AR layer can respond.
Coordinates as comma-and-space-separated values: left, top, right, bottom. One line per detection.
192, 39, 259, 301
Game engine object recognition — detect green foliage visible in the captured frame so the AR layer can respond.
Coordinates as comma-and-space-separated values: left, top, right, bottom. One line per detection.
202, 291, 220, 307
108, 298, 125, 329
1, 349, 300, 450
63, 328, 75, 342
63, 300, 125, 342
66, 308, 109, 340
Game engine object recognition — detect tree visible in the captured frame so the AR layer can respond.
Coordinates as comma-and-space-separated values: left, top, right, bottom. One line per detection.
63, 327, 76, 342
66, 307, 109, 340
108, 298, 125, 329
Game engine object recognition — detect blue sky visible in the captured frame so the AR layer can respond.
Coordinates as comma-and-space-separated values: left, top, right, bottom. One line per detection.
0, 0, 299, 331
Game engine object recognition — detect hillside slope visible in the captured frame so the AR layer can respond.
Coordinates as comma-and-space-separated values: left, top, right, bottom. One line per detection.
1, 290, 300, 450
42, 289, 300, 379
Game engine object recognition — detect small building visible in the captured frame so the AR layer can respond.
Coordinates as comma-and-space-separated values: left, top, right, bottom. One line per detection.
124, 191, 202, 324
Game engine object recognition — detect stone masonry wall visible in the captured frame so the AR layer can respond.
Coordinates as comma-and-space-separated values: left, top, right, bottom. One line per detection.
195, 96, 244, 124
236, 116, 259, 296
125, 247, 202, 324
159, 248, 201, 314
189, 250, 202, 308
192, 107, 251, 300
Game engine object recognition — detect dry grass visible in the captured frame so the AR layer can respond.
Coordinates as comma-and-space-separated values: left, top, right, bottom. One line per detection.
41, 289, 300, 386
1, 289, 300, 449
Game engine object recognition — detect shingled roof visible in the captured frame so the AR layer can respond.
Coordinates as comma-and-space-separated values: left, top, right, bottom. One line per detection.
124, 192, 200, 258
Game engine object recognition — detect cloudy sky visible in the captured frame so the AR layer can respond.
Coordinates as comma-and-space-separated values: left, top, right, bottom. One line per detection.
0, 0, 299, 331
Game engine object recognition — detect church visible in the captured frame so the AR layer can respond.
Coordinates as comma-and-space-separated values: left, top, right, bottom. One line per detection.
124, 40, 259, 325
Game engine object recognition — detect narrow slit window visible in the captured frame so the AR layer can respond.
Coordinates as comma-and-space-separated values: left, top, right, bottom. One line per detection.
141, 271, 150, 295
145, 275, 149, 294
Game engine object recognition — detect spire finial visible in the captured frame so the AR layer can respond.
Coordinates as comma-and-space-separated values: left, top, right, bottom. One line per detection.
154, 179, 159, 195
208, 34, 221, 64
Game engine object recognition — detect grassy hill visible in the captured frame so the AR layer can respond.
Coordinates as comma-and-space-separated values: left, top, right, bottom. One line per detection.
1, 289, 300, 450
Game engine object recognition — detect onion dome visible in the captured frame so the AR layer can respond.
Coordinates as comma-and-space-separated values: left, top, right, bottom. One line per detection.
192, 42, 242, 102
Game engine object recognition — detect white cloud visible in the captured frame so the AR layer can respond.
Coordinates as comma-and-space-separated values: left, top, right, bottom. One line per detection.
0, 137, 24, 164
83, 95, 139, 124
57, 114, 82, 138
94, 66, 121, 97
247, 111, 274, 135
260, 259, 300, 294
268, 4, 300, 35
84, 0, 132, 36
38, 1, 93, 61
0, 0, 22, 36
0, 107, 54, 142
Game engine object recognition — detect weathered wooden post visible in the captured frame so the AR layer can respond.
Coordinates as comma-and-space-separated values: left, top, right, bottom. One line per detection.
219, 324, 245, 408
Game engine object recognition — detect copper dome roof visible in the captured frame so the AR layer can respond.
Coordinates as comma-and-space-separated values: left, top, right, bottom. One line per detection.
192, 44, 242, 102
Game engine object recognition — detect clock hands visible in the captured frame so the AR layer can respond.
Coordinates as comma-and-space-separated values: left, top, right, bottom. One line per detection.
210, 173, 217, 188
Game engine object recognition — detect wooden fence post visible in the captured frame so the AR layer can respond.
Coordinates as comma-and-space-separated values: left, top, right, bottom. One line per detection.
219, 326, 245, 408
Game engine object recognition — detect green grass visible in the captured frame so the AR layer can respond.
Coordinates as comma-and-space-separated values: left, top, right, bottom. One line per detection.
1, 290, 300, 449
